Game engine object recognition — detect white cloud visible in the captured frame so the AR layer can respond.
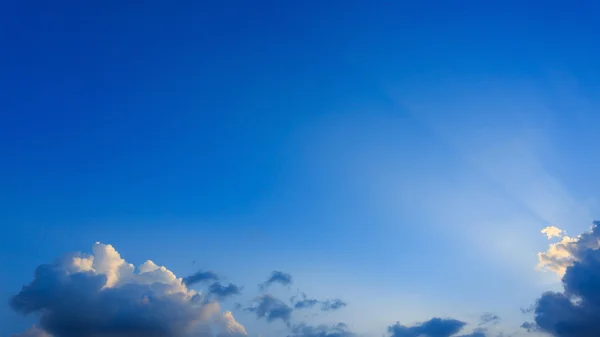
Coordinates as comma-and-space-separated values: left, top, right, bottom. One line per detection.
541, 226, 564, 240
216, 311, 248, 337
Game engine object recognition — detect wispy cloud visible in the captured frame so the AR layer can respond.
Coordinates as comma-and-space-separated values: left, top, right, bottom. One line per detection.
259, 271, 293, 290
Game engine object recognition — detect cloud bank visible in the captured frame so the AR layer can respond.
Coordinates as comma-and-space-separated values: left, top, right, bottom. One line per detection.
9, 240, 537, 337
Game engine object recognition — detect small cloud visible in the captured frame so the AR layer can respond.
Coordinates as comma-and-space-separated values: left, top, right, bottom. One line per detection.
321, 298, 347, 311
209, 282, 242, 300
259, 271, 293, 290
291, 293, 319, 310
541, 226, 564, 240
388, 318, 466, 337
520, 305, 534, 314
183, 270, 220, 286
289, 323, 356, 337
478, 313, 500, 326
246, 294, 293, 326
520, 322, 539, 333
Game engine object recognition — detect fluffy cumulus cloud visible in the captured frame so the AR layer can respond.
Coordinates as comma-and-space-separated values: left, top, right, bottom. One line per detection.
530, 221, 600, 336
10, 243, 246, 337
260, 271, 293, 290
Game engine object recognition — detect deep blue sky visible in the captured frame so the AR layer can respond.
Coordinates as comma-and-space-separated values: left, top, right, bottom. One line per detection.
2, 2, 600, 337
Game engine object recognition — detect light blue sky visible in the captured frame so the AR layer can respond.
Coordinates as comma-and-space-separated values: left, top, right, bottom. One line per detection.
2, 2, 600, 337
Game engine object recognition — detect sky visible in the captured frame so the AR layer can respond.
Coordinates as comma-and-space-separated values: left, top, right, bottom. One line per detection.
2, 1, 600, 337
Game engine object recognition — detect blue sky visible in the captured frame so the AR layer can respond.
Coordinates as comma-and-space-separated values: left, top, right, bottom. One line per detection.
2, 2, 600, 337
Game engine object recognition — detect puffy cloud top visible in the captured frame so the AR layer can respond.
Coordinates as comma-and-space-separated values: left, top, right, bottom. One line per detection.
537, 222, 600, 276
541, 226, 565, 240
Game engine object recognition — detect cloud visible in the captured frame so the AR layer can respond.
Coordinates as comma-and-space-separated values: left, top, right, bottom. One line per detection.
388, 318, 467, 337
246, 294, 293, 326
215, 311, 247, 337
457, 331, 488, 337
479, 313, 500, 326
532, 221, 600, 336
520, 322, 538, 333
10, 243, 245, 337
536, 223, 600, 276
292, 293, 319, 309
259, 271, 293, 290
209, 282, 242, 300
541, 226, 564, 240
321, 299, 347, 311
291, 293, 347, 312
184, 270, 220, 286
10, 243, 499, 337
11, 326, 52, 337
289, 323, 356, 337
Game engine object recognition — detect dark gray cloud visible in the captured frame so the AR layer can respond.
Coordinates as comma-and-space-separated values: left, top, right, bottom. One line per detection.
531, 222, 600, 337
479, 313, 500, 326
388, 318, 467, 337
246, 294, 293, 326
321, 299, 347, 311
209, 282, 242, 300
288, 323, 356, 337
183, 270, 220, 286
260, 271, 293, 290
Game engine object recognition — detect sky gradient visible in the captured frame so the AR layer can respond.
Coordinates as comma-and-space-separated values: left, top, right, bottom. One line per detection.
2, 1, 600, 337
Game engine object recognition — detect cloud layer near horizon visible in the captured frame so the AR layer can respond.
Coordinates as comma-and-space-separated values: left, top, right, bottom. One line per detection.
10, 242, 498, 337
21, 222, 600, 337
